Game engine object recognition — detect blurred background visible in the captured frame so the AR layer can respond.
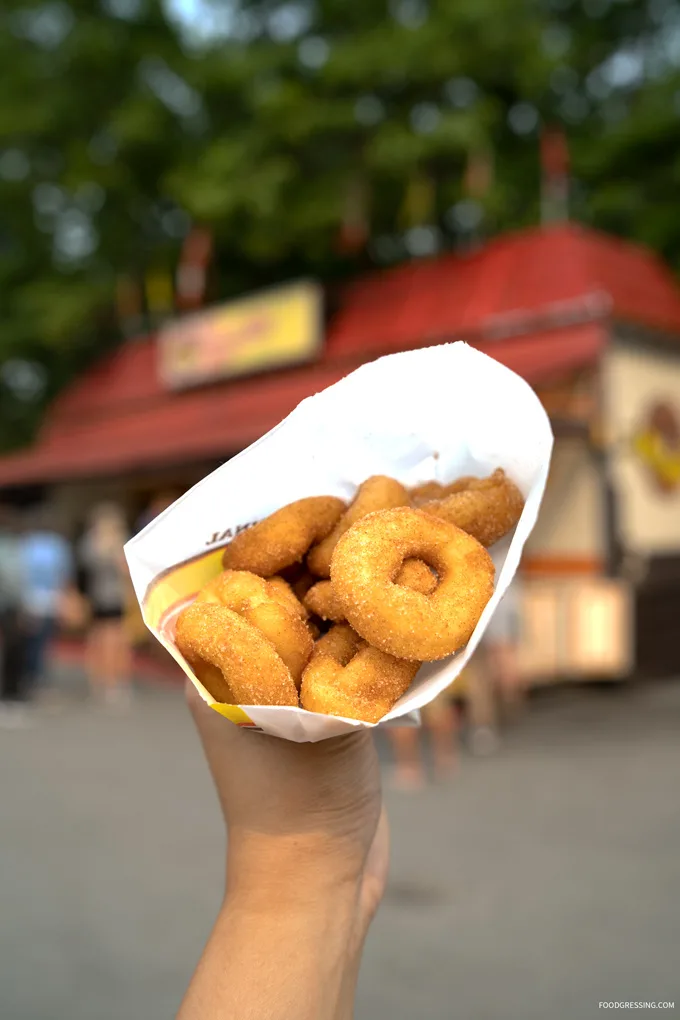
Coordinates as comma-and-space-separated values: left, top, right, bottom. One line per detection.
1, 0, 680, 1017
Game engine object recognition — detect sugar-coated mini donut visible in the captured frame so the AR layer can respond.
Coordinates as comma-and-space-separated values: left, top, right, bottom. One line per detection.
302, 580, 345, 622
420, 469, 524, 547
300, 624, 420, 723
173, 466, 517, 717
330, 507, 495, 661
409, 480, 446, 505
396, 558, 439, 595
278, 562, 317, 601
309, 622, 364, 662
197, 570, 312, 685
176, 601, 299, 706
304, 558, 437, 622
307, 476, 409, 577
306, 618, 323, 641
266, 576, 309, 620
222, 496, 345, 576
409, 477, 477, 506
191, 658, 236, 705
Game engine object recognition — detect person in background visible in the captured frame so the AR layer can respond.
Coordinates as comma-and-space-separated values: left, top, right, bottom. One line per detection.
128, 491, 179, 652
388, 683, 460, 788
488, 578, 525, 717
20, 504, 74, 693
79, 502, 132, 707
389, 569, 524, 772
0, 504, 28, 724
466, 576, 523, 756
135, 490, 178, 534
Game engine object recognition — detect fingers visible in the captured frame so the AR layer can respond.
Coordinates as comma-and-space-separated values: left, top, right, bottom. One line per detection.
185, 679, 228, 739
185, 679, 249, 775
185, 677, 203, 713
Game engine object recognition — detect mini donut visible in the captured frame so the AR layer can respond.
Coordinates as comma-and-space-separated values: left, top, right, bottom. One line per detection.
278, 563, 318, 601
409, 480, 446, 505
197, 569, 313, 685
303, 580, 346, 622
191, 658, 236, 705
222, 496, 345, 576
307, 476, 409, 577
292, 571, 317, 601
300, 624, 420, 723
397, 558, 439, 595
266, 576, 309, 620
310, 622, 364, 662
409, 476, 477, 506
420, 468, 524, 547
306, 618, 323, 641
303, 558, 437, 622
330, 507, 495, 661
175, 601, 299, 706
444, 475, 479, 494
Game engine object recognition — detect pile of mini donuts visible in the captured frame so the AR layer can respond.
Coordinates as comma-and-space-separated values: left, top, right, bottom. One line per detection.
174, 468, 524, 723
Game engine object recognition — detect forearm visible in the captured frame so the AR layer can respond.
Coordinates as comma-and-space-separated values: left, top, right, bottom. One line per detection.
335, 934, 364, 1020
177, 864, 359, 1020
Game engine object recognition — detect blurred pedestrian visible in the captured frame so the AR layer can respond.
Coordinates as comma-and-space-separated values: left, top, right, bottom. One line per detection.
79, 502, 132, 707
466, 578, 523, 755
0, 503, 28, 724
20, 504, 74, 692
486, 580, 524, 715
135, 489, 178, 534
128, 490, 179, 654
388, 682, 460, 788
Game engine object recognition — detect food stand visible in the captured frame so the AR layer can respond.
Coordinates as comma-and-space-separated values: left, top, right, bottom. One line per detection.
518, 335, 680, 682
1, 223, 679, 680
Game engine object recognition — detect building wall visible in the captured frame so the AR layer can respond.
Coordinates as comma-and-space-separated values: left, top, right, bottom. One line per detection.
604, 342, 680, 555
524, 436, 605, 565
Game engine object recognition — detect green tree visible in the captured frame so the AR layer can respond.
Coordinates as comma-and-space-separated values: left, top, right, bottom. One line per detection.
1, 0, 680, 450
0, 0, 195, 448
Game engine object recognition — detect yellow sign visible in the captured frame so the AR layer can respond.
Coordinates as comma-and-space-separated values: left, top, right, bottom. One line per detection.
158, 280, 322, 389
632, 401, 680, 494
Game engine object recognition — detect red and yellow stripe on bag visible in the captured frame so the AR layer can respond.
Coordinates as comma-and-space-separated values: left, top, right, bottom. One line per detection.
142, 548, 256, 726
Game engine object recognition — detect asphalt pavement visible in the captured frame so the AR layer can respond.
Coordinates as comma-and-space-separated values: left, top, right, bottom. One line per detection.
1, 669, 679, 1020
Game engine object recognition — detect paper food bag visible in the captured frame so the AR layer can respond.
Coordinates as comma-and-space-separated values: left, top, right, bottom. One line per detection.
125, 342, 553, 742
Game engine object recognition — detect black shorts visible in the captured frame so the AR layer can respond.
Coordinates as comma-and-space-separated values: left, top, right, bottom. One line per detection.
91, 606, 125, 622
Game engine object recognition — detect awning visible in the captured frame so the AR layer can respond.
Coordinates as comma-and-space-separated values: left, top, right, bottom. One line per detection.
480, 322, 606, 381
0, 322, 606, 487
0, 361, 352, 485
7, 216, 680, 489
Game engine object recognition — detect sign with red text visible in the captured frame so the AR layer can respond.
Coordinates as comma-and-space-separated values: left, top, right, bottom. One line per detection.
159, 281, 322, 390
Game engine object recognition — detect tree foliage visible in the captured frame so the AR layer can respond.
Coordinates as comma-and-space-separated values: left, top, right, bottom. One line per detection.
1, 0, 680, 448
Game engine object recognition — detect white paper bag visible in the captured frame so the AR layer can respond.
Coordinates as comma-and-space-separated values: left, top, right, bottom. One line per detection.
125, 342, 553, 741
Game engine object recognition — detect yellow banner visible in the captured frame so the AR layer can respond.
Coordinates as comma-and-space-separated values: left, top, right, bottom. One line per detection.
158, 280, 322, 389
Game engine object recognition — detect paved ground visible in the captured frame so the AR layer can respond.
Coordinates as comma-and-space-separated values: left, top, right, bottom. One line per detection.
1, 671, 679, 1020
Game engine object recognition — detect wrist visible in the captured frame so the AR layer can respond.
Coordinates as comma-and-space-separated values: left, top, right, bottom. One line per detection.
226, 831, 364, 909
185, 848, 361, 1020
224, 841, 361, 1011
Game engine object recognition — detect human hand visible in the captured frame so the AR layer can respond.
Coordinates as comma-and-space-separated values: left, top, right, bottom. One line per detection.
186, 683, 384, 899
182, 685, 389, 1020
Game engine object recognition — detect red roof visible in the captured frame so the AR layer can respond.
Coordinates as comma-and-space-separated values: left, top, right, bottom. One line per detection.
328, 222, 680, 355
1, 222, 678, 487
0, 324, 605, 485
